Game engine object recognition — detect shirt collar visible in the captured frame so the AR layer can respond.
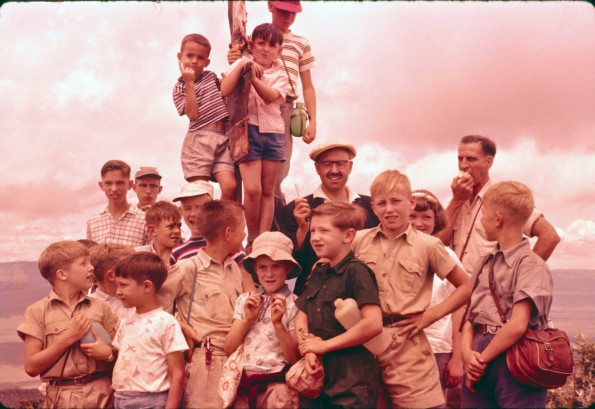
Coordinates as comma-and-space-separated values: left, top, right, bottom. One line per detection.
49, 289, 90, 305
312, 185, 360, 203
315, 251, 356, 276
372, 223, 415, 245
196, 248, 235, 269
489, 237, 531, 268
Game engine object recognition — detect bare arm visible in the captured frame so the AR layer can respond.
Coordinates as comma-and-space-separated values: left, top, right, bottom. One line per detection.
530, 216, 561, 261
220, 59, 250, 97
294, 310, 323, 375
165, 351, 186, 409
299, 304, 382, 355
299, 69, 317, 144
251, 74, 282, 104
179, 62, 199, 121
444, 305, 465, 387
23, 315, 91, 377
223, 293, 263, 355
271, 295, 299, 365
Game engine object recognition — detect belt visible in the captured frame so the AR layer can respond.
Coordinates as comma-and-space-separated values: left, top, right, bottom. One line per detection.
474, 324, 501, 334
47, 372, 108, 387
194, 342, 202, 348
382, 315, 409, 327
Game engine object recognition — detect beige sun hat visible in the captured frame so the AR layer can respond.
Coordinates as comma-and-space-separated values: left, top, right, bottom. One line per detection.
309, 141, 357, 161
242, 232, 301, 281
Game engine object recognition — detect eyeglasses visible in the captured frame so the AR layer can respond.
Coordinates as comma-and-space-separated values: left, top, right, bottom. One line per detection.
316, 160, 351, 169
136, 183, 160, 191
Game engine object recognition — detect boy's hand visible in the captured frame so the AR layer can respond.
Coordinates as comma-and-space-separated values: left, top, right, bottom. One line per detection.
177, 318, 202, 363
299, 335, 327, 355
302, 123, 316, 144
444, 356, 464, 388
463, 351, 486, 383
227, 44, 242, 65
394, 311, 434, 338
179, 61, 195, 83
244, 293, 265, 323
79, 330, 113, 361
64, 315, 91, 344
293, 198, 311, 229
270, 294, 287, 324
251, 62, 264, 79
304, 352, 323, 376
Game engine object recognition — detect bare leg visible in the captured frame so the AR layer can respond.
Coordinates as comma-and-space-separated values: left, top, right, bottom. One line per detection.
213, 170, 238, 201
259, 160, 281, 234
239, 160, 262, 244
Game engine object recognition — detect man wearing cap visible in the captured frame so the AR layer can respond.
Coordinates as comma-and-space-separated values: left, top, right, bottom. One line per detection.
133, 166, 163, 212
279, 142, 379, 295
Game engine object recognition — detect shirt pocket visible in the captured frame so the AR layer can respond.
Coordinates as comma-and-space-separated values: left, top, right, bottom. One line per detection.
196, 287, 231, 320
396, 260, 424, 294
44, 319, 68, 347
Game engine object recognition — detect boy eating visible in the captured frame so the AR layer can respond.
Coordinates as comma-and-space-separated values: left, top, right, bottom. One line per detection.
17, 241, 118, 408
295, 202, 383, 408
224, 231, 302, 408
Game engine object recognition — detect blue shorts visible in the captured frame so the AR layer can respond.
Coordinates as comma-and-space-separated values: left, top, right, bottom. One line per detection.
243, 124, 286, 162
114, 390, 168, 409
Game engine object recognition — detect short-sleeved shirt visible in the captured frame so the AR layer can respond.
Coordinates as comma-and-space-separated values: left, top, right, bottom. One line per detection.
17, 290, 118, 381
172, 70, 229, 132
157, 249, 242, 350
112, 307, 188, 393
467, 238, 553, 330
226, 56, 288, 134
169, 236, 245, 267
87, 205, 150, 247
296, 252, 380, 341
279, 185, 379, 295
88, 288, 135, 322
233, 285, 298, 375
353, 224, 457, 316
280, 32, 316, 99
451, 179, 543, 275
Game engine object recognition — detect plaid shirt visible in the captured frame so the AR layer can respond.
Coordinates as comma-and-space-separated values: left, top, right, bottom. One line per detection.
87, 205, 150, 247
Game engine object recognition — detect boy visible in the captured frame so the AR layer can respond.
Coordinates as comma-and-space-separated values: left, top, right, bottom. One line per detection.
221, 23, 288, 247
135, 200, 182, 267
102, 252, 187, 409
133, 166, 163, 212
460, 181, 553, 408
87, 159, 151, 247
295, 202, 383, 408
352, 170, 471, 408
89, 243, 136, 321
228, 1, 318, 226
17, 241, 118, 408
224, 231, 302, 408
157, 200, 247, 408
173, 33, 237, 201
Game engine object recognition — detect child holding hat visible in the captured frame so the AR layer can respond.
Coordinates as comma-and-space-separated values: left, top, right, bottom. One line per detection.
224, 231, 301, 408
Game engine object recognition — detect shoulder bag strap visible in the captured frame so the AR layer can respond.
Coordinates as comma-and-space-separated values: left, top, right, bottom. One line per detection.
458, 254, 493, 332
280, 56, 298, 98
185, 258, 200, 324
458, 201, 483, 263
487, 256, 508, 324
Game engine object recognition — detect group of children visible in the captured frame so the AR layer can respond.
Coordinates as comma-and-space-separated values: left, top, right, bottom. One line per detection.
19, 1, 555, 408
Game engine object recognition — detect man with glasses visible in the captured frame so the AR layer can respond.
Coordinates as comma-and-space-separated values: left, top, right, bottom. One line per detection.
133, 167, 164, 212
279, 141, 378, 295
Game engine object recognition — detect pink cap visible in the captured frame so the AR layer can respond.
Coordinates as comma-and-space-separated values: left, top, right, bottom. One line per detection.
270, 1, 302, 13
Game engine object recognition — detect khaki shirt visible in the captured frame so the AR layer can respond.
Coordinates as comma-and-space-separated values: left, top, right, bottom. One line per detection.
157, 249, 242, 349
467, 238, 553, 330
451, 180, 543, 275
17, 290, 118, 381
353, 224, 456, 316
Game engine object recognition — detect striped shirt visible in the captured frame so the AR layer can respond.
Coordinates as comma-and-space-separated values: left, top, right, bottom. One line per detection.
87, 205, 150, 247
172, 70, 229, 132
280, 32, 316, 99
169, 236, 245, 267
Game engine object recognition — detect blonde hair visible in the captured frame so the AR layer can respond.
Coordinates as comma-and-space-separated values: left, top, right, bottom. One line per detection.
484, 181, 534, 223
38, 241, 89, 284
370, 170, 411, 199
89, 244, 135, 282
310, 201, 366, 230
146, 200, 182, 226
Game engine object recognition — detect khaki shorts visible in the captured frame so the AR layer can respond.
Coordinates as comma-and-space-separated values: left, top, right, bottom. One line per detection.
44, 376, 113, 409
376, 327, 444, 408
184, 347, 228, 409
181, 128, 234, 181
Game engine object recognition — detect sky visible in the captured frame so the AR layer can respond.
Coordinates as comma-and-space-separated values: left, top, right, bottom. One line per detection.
0, 1, 594, 270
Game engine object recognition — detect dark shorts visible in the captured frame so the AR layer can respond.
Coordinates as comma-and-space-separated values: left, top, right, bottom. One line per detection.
461, 333, 547, 409
243, 124, 286, 162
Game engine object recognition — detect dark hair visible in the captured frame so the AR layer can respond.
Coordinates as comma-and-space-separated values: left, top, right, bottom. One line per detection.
100, 160, 131, 178
90, 244, 135, 282
310, 201, 366, 230
252, 23, 284, 46
180, 33, 211, 53
460, 135, 497, 157
411, 189, 447, 235
196, 200, 245, 242
115, 252, 167, 290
